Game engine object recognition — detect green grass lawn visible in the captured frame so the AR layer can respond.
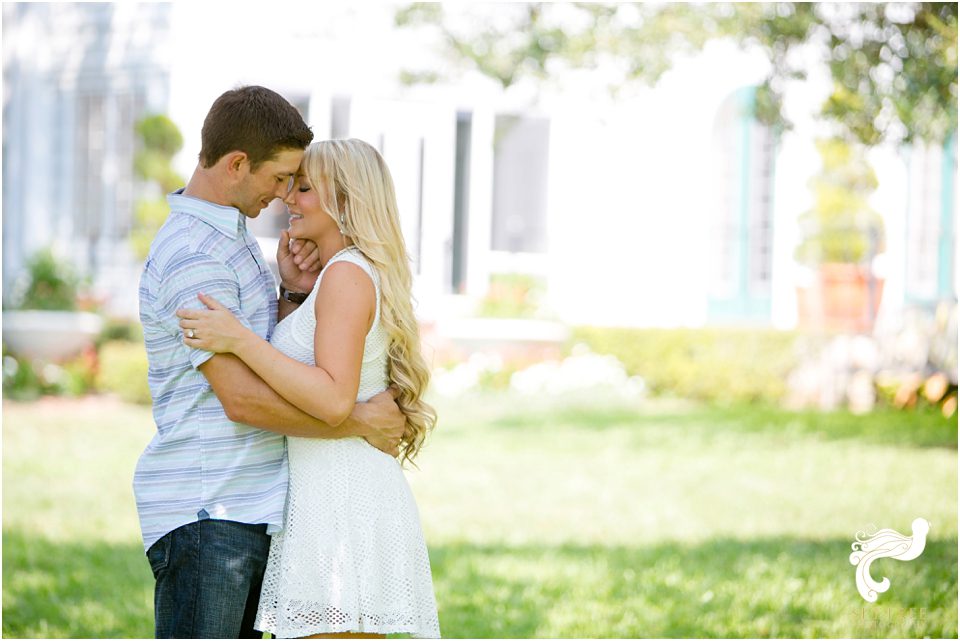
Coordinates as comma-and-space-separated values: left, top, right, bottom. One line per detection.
3, 394, 957, 638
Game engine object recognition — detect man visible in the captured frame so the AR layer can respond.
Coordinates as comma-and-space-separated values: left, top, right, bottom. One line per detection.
135, 86, 405, 638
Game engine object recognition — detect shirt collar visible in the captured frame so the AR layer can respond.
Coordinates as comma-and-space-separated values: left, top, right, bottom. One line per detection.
167, 188, 246, 239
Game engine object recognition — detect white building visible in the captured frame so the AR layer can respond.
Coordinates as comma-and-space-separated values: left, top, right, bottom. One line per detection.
3, 3, 956, 330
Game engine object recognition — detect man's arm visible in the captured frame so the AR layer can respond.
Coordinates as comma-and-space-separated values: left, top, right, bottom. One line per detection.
199, 353, 403, 454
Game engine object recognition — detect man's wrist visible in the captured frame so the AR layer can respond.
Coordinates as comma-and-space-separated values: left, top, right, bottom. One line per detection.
279, 284, 308, 305
343, 402, 373, 437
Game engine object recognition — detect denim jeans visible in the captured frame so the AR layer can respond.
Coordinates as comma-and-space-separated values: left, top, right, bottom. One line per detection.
146, 519, 272, 638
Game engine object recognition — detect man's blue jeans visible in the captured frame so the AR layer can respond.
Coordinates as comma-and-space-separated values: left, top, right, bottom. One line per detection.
146, 519, 271, 638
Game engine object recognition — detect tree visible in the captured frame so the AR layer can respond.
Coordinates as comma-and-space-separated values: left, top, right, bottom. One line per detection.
795, 139, 885, 267
131, 115, 184, 259
395, 2, 957, 146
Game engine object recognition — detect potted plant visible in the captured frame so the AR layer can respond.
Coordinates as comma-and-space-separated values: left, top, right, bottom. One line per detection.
2, 248, 103, 360
795, 139, 886, 333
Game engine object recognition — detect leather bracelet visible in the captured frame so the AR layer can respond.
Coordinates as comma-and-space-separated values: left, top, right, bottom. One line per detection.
279, 285, 308, 305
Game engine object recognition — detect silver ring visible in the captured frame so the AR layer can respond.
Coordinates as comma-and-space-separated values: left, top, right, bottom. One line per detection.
187, 329, 195, 339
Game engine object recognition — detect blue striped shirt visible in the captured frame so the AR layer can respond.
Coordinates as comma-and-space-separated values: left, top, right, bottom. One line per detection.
134, 190, 287, 552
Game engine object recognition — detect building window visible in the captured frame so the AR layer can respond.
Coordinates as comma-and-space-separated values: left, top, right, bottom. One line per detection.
906, 134, 957, 303
451, 111, 471, 293
331, 95, 351, 139
708, 86, 776, 321
490, 114, 550, 254
114, 91, 142, 239
75, 93, 106, 247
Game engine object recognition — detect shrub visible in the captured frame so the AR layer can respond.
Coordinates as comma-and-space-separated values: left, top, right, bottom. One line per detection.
96, 341, 151, 405
477, 273, 546, 319
97, 319, 144, 345
2, 345, 98, 399
9, 249, 82, 311
570, 327, 800, 405
795, 139, 885, 267
2, 349, 43, 400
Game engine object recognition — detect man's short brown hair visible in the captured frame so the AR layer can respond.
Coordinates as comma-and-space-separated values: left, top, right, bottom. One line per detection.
199, 86, 313, 170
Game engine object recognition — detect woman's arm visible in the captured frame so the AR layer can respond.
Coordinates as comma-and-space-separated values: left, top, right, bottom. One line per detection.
178, 261, 376, 426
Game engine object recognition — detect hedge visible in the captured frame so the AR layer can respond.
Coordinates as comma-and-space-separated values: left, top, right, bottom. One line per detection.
96, 341, 152, 405
570, 327, 801, 405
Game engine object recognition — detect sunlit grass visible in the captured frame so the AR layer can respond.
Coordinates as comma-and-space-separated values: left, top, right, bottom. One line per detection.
3, 394, 956, 638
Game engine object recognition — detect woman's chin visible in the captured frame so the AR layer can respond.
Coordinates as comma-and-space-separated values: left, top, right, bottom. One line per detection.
287, 222, 305, 237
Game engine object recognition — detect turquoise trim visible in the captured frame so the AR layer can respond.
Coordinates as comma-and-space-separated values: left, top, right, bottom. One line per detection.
708, 86, 773, 321
939, 132, 956, 299
904, 134, 957, 306
708, 297, 772, 321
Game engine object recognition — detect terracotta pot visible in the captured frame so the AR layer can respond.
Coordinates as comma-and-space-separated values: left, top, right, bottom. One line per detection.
796, 263, 884, 333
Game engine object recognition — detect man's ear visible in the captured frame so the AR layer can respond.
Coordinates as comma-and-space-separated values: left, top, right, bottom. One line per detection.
221, 151, 249, 180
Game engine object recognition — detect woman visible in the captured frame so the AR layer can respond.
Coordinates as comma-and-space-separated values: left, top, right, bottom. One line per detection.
176, 139, 440, 639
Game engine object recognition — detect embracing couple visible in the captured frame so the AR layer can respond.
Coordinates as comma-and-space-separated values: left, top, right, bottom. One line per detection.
134, 86, 440, 639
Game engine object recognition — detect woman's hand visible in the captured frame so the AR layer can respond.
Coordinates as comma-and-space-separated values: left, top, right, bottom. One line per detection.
176, 293, 253, 354
277, 229, 321, 294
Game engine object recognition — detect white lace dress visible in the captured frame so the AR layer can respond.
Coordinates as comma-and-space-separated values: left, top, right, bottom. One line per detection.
254, 248, 440, 639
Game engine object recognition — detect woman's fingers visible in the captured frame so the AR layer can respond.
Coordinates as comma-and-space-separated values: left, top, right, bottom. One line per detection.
197, 293, 227, 311
290, 238, 305, 265
299, 244, 321, 271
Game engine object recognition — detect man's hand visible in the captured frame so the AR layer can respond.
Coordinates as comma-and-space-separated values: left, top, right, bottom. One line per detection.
357, 388, 405, 458
277, 229, 322, 293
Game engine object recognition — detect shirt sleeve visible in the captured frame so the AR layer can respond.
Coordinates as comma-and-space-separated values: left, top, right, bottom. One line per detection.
156, 250, 253, 370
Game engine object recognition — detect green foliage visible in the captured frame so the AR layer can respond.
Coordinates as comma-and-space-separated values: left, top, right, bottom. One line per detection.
476, 362, 519, 391
132, 114, 185, 260
95, 341, 151, 405
133, 151, 184, 195
2, 350, 42, 401
11, 249, 81, 311
819, 3, 959, 145
476, 273, 546, 318
397, 3, 958, 145
134, 114, 184, 164
130, 200, 172, 259
570, 326, 800, 404
97, 319, 144, 345
795, 138, 885, 266
1, 346, 98, 400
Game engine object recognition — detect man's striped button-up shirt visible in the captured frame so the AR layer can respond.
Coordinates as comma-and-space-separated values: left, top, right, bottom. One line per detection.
134, 189, 287, 552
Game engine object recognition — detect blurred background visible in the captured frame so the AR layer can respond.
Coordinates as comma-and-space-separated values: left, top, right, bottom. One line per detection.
2, 2, 957, 638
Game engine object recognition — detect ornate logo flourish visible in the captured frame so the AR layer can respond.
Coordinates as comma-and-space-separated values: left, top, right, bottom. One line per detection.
849, 517, 930, 602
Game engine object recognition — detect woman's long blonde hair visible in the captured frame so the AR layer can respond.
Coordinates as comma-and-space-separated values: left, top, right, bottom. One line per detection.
302, 139, 436, 465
